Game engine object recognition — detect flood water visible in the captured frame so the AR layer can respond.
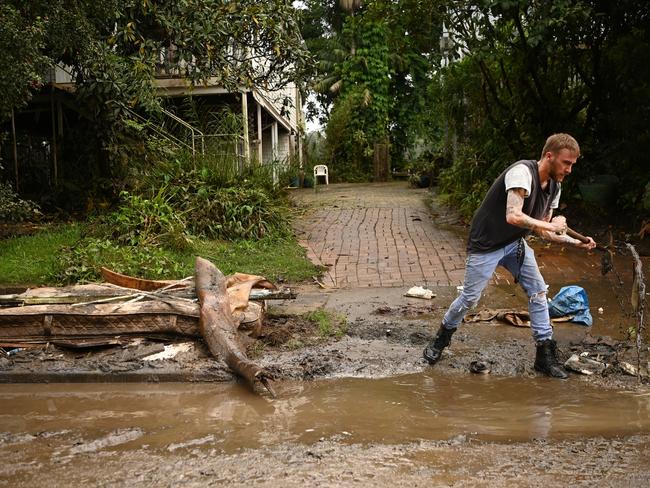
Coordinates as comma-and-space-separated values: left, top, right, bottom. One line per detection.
1, 372, 649, 460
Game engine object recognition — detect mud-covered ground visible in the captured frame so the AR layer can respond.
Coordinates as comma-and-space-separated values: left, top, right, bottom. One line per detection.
2, 430, 649, 487
2, 311, 650, 488
2, 295, 649, 488
1, 282, 647, 391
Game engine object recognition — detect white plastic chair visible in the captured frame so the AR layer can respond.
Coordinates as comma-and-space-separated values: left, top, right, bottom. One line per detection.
313, 164, 329, 185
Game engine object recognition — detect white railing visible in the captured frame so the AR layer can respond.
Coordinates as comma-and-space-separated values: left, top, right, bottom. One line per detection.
124, 108, 202, 158
161, 108, 205, 156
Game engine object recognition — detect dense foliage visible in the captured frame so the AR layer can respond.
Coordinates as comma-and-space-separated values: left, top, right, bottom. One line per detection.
434, 0, 650, 217
301, 0, 444, 178
100, 157, 293, 244
303, 0, 649, 219
3, 0, 649, 232
0, 0, 310, 120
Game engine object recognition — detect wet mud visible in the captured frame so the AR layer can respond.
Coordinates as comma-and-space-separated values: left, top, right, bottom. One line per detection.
1, 378, 650, 487
1, 283, 649, 486
3, 285, 646, 389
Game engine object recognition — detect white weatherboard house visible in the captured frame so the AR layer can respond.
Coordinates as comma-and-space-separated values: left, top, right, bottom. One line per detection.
155, 80, 304, 170
5, 54, 304, 193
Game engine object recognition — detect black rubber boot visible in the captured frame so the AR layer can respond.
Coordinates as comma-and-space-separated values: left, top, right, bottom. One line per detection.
423, 325, 455, 365
534, 339, 569, 379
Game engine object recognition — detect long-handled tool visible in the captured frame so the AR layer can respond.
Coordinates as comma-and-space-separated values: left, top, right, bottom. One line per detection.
566, 227, 614, 275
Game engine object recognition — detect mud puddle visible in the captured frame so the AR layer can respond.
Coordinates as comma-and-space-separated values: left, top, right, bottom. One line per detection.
2, 373, 648, 456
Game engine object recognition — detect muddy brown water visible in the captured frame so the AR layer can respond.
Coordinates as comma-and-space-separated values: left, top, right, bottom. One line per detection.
2, 373, 648, 459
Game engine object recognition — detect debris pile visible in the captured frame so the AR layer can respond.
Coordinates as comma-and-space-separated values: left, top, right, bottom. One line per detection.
565, 335, 649, 380
0, 258, 295, 395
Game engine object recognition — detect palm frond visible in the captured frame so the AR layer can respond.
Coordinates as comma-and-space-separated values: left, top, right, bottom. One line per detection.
362, 88, 371, 106
330, 79, 343, 94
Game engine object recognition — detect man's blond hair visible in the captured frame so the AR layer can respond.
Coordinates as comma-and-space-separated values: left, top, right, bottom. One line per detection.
541, 133, 580, 159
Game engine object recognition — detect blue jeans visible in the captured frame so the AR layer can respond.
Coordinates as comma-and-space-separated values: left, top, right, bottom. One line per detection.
442, 239, 552, 342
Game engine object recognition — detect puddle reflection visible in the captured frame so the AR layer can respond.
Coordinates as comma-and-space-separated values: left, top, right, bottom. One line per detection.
0, 373, 648, 455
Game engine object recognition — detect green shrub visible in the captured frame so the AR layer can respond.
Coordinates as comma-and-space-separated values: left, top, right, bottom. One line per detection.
186, 187, 291, 240
437, 146, 495, 219
0, 182, 41, 223
131, 156, 294, 241
49, 237, 185, 285
97, 189, 192, 250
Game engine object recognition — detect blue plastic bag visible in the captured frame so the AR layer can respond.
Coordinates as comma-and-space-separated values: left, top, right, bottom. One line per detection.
548, 285, 592, 326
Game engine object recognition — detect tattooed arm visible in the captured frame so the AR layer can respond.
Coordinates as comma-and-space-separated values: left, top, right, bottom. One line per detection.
505, 188, 566, 234
536, 208, 581, 244
512, 198, 597, 248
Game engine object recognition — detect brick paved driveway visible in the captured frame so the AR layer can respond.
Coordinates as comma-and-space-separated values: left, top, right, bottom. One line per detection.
291, 182, 613, 290
291, 182, 467, 288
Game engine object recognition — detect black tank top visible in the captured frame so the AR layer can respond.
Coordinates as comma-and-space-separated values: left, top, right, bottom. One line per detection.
467, 159, 559, 253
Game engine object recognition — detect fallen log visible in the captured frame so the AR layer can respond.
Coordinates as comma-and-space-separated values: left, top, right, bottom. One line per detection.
195, 257, 276, 397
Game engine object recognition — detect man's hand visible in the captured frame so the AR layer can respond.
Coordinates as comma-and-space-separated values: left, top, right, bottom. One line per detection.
550, 226, 597, 250
576, 236, 597, 250
538, 214, 597, 250
550, 216, 567, 234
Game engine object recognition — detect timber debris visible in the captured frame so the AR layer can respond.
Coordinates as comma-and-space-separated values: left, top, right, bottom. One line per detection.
195, 257, 276, 396
627, 243, 647, 383
0, 258, 293, 395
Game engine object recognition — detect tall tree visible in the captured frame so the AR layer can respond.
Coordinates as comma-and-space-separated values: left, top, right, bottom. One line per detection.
436, 0, 650, 213
0, 0, 311, 121
324, 7, 391, 178
302, 0, 444, 176
382, 0, 444, 165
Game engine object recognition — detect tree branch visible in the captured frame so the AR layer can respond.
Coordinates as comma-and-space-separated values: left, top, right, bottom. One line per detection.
512, 11, 547, 108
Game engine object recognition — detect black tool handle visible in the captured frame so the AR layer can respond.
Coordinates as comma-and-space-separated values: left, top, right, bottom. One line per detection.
566, 227, 590, 244
567, 227, 608, 252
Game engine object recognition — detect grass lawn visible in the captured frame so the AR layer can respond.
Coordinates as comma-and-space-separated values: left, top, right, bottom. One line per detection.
0, 224, 82, 286
0, 223, 319, 288
191, 238, 319, 282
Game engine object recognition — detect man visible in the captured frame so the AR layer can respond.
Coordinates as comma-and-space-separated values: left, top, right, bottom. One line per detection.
423, 133, 596, 378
